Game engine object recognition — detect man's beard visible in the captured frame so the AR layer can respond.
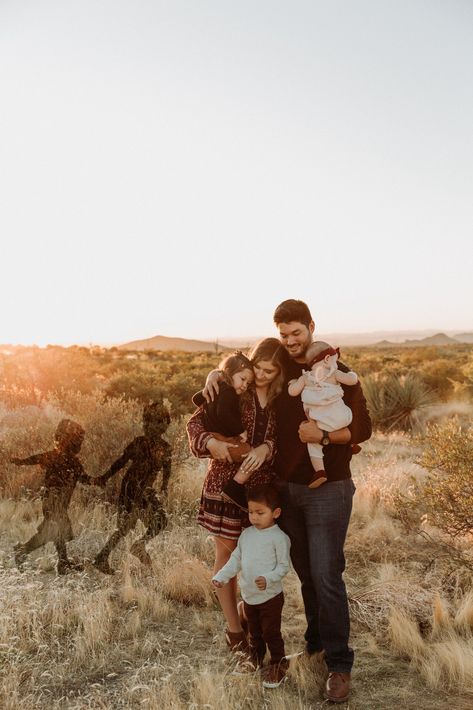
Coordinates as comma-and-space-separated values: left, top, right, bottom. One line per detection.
286, 334, 313, 360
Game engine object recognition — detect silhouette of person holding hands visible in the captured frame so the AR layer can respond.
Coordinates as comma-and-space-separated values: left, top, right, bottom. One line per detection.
93, 401, 172, 574
11, 418, 92, 574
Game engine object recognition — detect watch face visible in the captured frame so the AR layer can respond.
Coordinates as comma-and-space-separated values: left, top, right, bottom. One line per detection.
322, 437, 330, 446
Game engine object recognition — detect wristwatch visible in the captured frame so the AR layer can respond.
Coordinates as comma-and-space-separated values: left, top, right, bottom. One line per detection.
321, 430, 330, 446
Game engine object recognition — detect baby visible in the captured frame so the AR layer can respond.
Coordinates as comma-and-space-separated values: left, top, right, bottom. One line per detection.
288, 341, 358, 488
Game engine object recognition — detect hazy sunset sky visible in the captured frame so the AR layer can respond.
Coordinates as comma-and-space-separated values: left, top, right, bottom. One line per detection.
1, 1, 472, 345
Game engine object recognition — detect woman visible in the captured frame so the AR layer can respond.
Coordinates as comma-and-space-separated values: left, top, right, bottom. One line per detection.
187, 338, 288, 651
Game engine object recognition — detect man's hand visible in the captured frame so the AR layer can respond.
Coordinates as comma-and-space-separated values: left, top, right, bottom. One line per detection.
207, 437, 237, 463
202, 370, 221, 403
298, 420, 323, 444
298, 422, 351, 445
212, 579, 223, 588
255, 576, 267, 590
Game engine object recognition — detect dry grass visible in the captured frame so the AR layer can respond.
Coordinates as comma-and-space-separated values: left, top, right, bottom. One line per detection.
2, 433, 473, 708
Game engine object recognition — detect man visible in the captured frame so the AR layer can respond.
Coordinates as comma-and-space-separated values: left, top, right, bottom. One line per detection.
270, 299, 371, 703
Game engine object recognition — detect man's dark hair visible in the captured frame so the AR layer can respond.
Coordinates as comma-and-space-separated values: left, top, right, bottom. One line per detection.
273, 299, 313, 327
247, 484, 281, 511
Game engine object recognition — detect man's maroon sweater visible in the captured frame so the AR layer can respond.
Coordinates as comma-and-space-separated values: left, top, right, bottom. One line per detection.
274, 358, 372, 484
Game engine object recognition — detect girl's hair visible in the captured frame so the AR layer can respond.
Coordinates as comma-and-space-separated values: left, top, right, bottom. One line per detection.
218, 351, 254, 387
246, 337, 288, 408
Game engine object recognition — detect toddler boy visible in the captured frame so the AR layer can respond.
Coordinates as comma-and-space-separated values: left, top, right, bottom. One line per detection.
212, 484, 291, 688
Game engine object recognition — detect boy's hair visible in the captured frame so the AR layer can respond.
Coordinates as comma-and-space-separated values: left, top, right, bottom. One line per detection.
247, 483, 281, 511
55, 419, 85, 451
273, 299, 313, 327
143, 401, 171, 427
219, 351, 253, 387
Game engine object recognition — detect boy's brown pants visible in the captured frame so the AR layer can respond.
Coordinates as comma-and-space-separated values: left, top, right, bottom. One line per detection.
243, 592, 285, 665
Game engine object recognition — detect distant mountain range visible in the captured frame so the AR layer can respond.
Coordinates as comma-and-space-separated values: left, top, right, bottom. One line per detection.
119, 331, 473, 352
374, 333, 472, 347
118, 334, 229, 353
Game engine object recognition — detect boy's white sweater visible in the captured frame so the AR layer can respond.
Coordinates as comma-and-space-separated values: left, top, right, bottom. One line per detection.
212, 524, 291, 605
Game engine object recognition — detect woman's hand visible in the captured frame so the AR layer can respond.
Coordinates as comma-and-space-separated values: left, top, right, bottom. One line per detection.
235, 444, 270, 482
202, 370, 221, 403
207, 437, 237, 463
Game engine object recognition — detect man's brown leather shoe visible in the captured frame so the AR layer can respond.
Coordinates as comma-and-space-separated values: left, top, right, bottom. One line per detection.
324, 672, 351, 703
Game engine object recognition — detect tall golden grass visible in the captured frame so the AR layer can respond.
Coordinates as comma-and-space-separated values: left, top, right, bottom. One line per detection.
1, 422, 473, 707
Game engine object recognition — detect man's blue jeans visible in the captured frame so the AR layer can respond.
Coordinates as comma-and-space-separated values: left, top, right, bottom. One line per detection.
278, 478, 355, 673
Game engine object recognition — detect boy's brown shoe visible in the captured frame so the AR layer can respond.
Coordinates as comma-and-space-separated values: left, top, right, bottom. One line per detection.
231, 652, 260, 676
225, 628, 249, 654
324, 672, 351, 703
262, 659, 289, 689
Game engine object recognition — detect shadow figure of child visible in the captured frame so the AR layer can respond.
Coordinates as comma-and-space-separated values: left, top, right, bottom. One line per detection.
93, 401, 172, 574
11, 418, 93, 575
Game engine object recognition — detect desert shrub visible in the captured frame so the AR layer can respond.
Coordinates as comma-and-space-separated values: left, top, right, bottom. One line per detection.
418, 358, 465, 401
104, 370, 165, 404
415, 420, 473, 538
363, 373, 435, 431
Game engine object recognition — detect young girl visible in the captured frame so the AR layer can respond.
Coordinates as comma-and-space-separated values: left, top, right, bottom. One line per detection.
191, 351, 254, 463
187, 338, 287, 654
288, 341, 358, 488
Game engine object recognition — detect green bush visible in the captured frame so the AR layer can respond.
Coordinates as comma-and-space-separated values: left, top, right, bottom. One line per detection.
417, 420, 473, 538
363, 373, 434, 432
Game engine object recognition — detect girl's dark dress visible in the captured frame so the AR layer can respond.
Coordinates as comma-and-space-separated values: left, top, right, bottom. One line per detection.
187, 390, 276, 540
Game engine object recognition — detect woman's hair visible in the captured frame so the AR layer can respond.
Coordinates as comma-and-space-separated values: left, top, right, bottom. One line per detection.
218, 351, 254, 387
247, 337, 288, 408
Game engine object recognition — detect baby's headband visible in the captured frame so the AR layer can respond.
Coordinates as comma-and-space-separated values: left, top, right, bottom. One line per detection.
307, 346, 339, 370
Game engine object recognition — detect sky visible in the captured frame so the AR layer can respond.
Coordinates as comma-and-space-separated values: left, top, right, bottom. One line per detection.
1, 0, 472, 346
